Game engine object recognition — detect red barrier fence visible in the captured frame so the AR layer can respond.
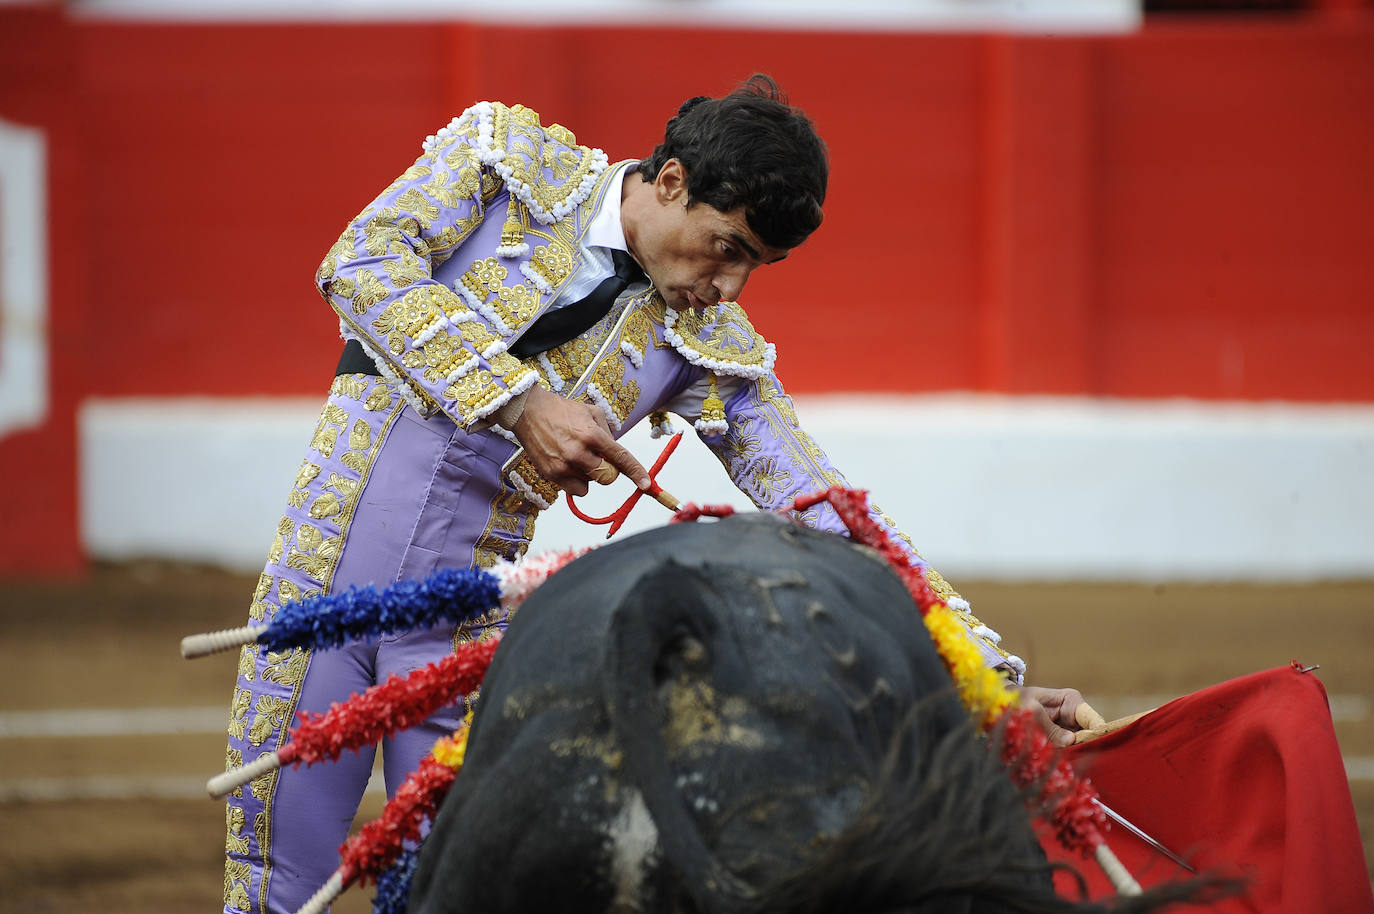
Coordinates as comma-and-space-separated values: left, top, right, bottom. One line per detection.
2, 7, 1371, 572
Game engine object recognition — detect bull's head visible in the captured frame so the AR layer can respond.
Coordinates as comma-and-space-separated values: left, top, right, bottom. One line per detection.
408, 514, 1059, 914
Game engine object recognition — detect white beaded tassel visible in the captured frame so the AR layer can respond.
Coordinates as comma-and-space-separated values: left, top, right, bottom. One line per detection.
180, 624, 264, 659
1095, 843, 1143, 896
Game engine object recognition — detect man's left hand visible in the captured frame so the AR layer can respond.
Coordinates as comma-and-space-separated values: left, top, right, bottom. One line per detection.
1018, 685, 1108, 747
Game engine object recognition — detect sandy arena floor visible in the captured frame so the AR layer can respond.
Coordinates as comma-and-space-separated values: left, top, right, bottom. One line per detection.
1, 563, 1370, 912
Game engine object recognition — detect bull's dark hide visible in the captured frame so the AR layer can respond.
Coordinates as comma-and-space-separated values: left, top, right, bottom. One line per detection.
407, 515, 1185, 914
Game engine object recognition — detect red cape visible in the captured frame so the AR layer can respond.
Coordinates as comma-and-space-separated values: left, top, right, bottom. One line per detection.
1039, 665, 1373, 913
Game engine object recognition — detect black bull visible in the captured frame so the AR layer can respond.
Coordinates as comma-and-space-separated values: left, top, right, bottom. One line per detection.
408, 514, 1168, 914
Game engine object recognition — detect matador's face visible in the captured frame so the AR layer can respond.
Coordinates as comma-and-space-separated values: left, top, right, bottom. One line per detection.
626, 159, 789, 311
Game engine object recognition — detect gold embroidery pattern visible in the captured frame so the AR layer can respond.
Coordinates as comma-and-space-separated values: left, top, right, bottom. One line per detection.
508, 455, 560, 508
489, 103, 600, 220
382, 248, 429, 287
350, 269, 389, 316
539, 335, 598, 394
225, 380, 405, 913
668, 302, 772, 376
471, 490, 538, 574
586, 352, 640, 429
745, 456, 793, 504
227, 688, 252, 741
620, 300, 659, 363
526, 241, 575, 290
225, 859, 252, 911
226, 805, 250, 855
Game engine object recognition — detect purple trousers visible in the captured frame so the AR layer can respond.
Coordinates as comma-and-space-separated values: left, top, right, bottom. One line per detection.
222, 374, 533, 914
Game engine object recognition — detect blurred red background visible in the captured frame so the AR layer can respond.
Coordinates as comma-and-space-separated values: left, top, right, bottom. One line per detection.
1, 5, 1371, 572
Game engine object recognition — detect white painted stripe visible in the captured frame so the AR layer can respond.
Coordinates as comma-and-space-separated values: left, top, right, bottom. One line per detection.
0, 707, 228, 738
0, 116, 49, 438
0, 773, 387, 803
1, 694, 1366, 741
1345, 757, 1374, 782
1087, 693, 1371, 725
0, 776, 214, 803
79, 394, 1374, 580
68, 0, 1140, 34
4, 760, 1372, 805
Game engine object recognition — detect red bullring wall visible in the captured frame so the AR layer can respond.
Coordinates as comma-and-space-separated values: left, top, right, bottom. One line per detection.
2, 7, 1372, 572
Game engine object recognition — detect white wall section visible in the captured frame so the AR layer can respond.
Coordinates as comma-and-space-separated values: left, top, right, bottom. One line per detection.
70, 0, 1140, 33
0, 117, 48, 440
79, 394, 1374, 581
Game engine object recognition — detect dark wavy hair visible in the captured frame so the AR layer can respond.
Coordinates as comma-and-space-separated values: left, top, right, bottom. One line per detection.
640, 74, 828, 250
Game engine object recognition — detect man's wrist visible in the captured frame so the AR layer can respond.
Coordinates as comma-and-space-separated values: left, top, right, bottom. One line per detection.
492, 389, 531, 431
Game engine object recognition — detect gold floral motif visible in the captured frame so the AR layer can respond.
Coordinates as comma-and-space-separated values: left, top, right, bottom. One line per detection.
286, 525, 341, 582
746, 456, 793, 503
348, 419, 371, 452
225, 745, 243, 797
247, 695, 294, 747
226, 804, 250, 855
317, 232, 354, 284
227, 687, 252, 740
364, 222, 407, 258
308, 491, 341, 520
326, 275, 356, 302
670, 302, 770, 372
621, 304, 658, 361
266, 516, 293, 566
237, 644, 258, 681
472, 491, 537, 573
398, 216, 421, 238
325, 473, 358, 502
332, 375, 367, 401
352, 269, 389, 315
341, 451, 370, 474
586, 355, 640, 428
480, 171, 502, 203
382, 248, 429, 287
722, 415, 761, 466
293, 460, 321, 491
424, 166, 480, 207
224, 858, 252, 912
539, 335, 597, 390
250, 771, 277, 804
396, 188, 441, 228
363, 385, 393, 412
310, 422, 339, 459
276, 578, 302, 607
541, 143, 581, 182
445, 143, 480, 170
261, 649, 308, 688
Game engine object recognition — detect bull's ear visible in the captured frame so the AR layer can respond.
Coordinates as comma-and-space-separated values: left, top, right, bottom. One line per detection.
600, 561, 758, 910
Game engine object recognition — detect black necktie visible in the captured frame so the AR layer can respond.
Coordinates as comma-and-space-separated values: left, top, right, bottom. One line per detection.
509, 249, 644, 359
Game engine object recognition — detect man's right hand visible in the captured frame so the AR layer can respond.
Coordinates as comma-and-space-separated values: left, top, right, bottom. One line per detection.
511, 385, 651, 497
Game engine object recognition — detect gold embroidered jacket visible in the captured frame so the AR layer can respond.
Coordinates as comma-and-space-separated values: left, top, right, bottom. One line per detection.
313, 101, 1023, 680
